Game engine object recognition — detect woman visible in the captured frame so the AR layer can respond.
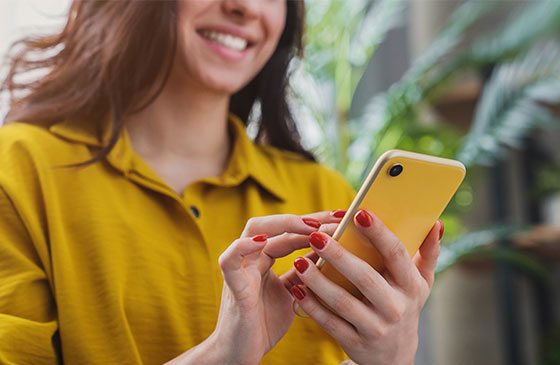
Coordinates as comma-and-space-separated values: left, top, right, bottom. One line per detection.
0, 1, 443, 364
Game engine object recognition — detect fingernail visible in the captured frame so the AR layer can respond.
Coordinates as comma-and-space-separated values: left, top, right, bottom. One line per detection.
302, 217, 321, 229
252, 234, 268, 242
309, 232, 327, 250
294, 257, 309, 274
356, 210, 373, 227
291, 285, 306, 300
330, 209, 347, 218
438, 220, 444, 241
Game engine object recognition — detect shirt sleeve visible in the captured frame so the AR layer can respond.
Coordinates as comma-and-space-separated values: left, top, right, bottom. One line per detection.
0, 186, 60, 365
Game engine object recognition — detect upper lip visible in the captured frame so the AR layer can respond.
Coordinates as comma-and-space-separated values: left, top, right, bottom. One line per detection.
197, 25, 257, 45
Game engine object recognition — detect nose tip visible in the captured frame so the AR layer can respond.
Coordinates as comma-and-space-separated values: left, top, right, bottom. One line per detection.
223, 0, 259, 19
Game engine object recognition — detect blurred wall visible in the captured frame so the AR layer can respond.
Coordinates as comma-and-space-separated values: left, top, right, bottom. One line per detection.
0, 0, 71, 122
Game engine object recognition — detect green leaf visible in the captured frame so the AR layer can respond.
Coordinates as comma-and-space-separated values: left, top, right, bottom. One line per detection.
469, 1, 560, 65
436, 225, 524, 274
457, 42, 560, 167
349, 0, 407, 68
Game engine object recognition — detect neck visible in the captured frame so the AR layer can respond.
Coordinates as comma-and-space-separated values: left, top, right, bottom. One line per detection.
125, 76, 231, 163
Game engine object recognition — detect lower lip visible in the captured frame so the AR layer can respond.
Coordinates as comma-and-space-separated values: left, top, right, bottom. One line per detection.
199, 34, 250, 61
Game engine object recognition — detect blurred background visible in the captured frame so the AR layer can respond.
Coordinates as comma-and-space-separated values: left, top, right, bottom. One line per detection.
2, 0, 560, 364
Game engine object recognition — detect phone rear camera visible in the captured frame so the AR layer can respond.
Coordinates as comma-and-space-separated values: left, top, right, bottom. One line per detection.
388, 164, 403, 177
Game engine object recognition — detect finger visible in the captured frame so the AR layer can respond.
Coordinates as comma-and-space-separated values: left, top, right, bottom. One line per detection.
293, 257, 378, 330
240, 214, 320, 238
258, 232, 311, 274
413, 219, 442, 289
319, 223, 340, 237
280, 251, 319, 289
290, 285, 360, 347
218, 236, 267, 290
307, 232, 400, 320
353, 210, 418, 291
258, 212, 346, 267
263, 233, 310, 259
305, 209, 348, 223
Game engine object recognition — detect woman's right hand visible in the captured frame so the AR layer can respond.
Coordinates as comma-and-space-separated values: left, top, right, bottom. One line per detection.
166, 211, 345, 365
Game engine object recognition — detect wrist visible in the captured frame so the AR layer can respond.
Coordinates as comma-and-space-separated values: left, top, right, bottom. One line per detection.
164, 332, 227, 365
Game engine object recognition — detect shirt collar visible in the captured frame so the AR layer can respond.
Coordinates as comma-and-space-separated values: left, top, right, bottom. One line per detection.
48, 114, 287, 202
221, 114, 287, 201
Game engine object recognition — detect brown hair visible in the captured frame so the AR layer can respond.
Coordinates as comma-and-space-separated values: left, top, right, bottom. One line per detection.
1, 0, 313, 163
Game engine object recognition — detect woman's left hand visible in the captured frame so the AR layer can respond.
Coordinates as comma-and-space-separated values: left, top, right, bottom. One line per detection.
291, 209, 443, 365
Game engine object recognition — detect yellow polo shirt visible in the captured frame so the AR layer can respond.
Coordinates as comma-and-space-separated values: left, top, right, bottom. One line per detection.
0, 115, 355, 364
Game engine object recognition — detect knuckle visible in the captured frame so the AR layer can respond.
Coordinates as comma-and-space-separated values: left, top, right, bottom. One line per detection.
409, 276, 425, 294
245, 217, 260, 231
218, 239, 241, 269
332, 293, 354, 313
388, 238, 406, 260
218, 253, 228, 270
331, 246, 345, 261
356, 271, 378, 292
322, 316, 339, 333
370, 323, 388, 339
348, 336, 366, 352
304, 302, 319, 318
386, 302, 405, 323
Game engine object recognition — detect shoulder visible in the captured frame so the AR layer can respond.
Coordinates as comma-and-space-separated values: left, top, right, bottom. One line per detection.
257, 144, 356, 211
0, 122, 78, 159
0, 122, 90, 188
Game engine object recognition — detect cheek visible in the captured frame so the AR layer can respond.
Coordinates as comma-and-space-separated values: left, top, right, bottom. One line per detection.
268, 5, 287, 46
259, 6, 287, 64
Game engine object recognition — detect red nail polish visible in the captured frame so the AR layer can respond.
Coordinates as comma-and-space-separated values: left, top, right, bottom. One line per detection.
438, 220, 444, 241
303, 217, 321, 229
291, 285, 306, 300
294, 257, 309, 274
309, 232, 327, 250
356, 210, 373, 227
330, 209, 347, 218
252, 234, 268, 242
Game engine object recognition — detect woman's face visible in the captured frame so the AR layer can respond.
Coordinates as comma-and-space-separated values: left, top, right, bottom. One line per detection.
174, 0, 287, 95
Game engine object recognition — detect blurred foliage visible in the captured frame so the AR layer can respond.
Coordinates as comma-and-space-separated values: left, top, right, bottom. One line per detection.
542, 326, 560, 365
534, 158, 560, 199
292, 0, 560, 276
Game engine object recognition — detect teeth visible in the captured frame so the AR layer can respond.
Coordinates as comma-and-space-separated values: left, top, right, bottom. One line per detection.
201, 30, 248, 51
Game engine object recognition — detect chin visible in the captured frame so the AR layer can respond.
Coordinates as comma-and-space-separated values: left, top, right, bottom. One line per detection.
198, 71, 255, 96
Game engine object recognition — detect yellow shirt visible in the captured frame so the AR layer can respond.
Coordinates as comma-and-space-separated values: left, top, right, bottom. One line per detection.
0, 115, 355, 364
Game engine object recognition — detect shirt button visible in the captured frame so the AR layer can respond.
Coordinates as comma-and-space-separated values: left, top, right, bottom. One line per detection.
189, 206, 200, 219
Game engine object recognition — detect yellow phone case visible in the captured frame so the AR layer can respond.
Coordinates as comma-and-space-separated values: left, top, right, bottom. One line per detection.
294, 150, 466, 317
318, 150, 466, 299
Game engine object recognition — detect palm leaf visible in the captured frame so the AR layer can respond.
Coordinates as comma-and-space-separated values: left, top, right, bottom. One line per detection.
436, 225, 523, 273
469, 1, 560, 65
457, 42, 560, 167
290, 0, 407, 169
346, 0, 500, 181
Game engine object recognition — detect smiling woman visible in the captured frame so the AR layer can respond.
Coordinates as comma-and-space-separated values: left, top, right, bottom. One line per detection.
0, 1, 442, 364
2, 0, 310, 165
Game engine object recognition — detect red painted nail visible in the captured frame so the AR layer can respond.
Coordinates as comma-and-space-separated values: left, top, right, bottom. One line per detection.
438, 220, 444, 241
291, 285, 306, 300
302, 217, 321, 229
356, 210, 373, 227
309, 232, 327, 250
330, 209, 347, 218
294, 257, 309, 274
252, 234, 268, 242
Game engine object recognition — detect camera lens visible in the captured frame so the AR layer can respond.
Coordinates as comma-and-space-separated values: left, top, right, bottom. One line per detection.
388, 164, 403, 177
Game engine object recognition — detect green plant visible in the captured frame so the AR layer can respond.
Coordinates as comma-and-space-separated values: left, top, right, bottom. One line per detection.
534, 159, 560, 200
294, 0, 560, 264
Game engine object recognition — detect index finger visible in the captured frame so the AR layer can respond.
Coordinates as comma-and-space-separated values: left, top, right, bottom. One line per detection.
240, 211, 344, 238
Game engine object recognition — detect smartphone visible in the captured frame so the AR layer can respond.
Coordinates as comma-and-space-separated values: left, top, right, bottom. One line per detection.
295, 150, 466, 314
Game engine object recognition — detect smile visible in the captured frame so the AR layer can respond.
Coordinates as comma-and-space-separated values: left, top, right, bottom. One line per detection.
198, 30, 249, 51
